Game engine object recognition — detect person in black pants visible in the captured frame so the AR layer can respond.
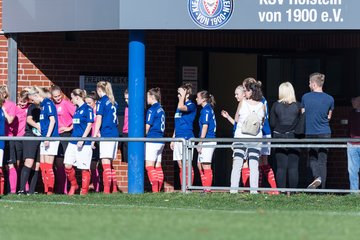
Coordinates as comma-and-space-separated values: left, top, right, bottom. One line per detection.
270, 82, 302, 190
301, 73, 334, 189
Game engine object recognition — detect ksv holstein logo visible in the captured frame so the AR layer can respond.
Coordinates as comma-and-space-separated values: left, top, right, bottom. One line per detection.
188, 0, 233, 29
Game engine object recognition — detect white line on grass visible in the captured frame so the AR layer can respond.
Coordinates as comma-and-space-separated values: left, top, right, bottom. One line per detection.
2, 199, 360, 217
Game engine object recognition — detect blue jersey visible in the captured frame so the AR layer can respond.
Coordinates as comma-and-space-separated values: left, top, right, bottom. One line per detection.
0, 108, 5, 150
261, 97, 271, 136
96, 95, 119, 137
146, 102, 165, 138
199, 103, 216, 138
301, 92, 334, 135
71, 103, 94, 145
40, 98, 59, 137
174, 100, 196, 139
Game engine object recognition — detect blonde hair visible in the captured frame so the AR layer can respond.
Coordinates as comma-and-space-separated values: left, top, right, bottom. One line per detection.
235, 85, 244, 93
27, 86, 47, 98
0, 96, 4, 108
0, 85, 9, 99
72, 89, 87, 100
97, 81, 115, 105
309, 72, 325, 87
278, 82, 296, 104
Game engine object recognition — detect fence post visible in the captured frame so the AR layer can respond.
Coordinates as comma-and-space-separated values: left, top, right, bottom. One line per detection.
181, 139, 187, 193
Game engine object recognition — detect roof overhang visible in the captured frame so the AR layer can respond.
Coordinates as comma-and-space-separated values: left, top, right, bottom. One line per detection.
2, 0, 359, 33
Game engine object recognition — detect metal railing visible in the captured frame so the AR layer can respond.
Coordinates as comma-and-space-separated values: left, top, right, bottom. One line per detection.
185, 137, 360, 194
0, 136, 359, 194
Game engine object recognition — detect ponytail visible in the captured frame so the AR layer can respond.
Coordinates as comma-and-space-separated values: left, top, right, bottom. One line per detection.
198, 90, 216, 107
97, 81, 115, 105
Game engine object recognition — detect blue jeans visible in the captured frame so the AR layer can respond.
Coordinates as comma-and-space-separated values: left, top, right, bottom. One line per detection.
347, 144, 360, 190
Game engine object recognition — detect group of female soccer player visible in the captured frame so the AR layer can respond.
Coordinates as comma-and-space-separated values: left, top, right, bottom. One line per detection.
145, 84, 217, 192
0, 79, 276, 194
0, 81, 119, 195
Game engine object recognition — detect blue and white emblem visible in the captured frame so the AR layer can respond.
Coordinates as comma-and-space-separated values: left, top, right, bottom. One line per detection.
188, 0, 233, 29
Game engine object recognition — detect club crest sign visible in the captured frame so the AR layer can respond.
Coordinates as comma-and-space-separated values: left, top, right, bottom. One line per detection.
188, 0, 233, 29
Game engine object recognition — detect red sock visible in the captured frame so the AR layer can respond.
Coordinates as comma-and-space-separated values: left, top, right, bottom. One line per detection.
40, 163, 48, 193
102, 164, 112, 194
203, 169, 213, 187
258, 166, 264, 187
180, 168, 194, 186
155, 167, 163, 192
111, 167, 118, 193
146, 166, 159, 192
191, 169, 194, 185
46, 163, 55, 194
9, 167, 18, 194
65, 167, 78, 195
199, 169, 206, 187
81, 170, 91, 195
179, 168, 183, 186
262, 165, 278, 188
241, 167, 250, 187
65, 167, 77, 187
0, 168, 4, 195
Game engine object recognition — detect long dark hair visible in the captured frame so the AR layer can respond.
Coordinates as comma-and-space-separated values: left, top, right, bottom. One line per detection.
244, 81, 263, 101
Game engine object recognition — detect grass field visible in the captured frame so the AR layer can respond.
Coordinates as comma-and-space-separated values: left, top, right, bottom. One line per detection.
1, 193, 360, 240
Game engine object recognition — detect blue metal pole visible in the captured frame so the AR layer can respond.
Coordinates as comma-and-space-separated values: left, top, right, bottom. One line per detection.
128, 30, 145, 194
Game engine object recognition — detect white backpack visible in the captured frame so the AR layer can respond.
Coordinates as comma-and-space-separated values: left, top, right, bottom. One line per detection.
241, 103, 262, 136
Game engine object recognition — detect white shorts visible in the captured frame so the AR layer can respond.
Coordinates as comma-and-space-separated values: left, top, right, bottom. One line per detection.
64, 143, 93, 170
40, 141, 60, 156
261, 134, 271, 156
0, 149, 3, 167
145, 142, 164, 163
173, 141, 193, 161
99, 141, 118, 159
197, 142, 216, 163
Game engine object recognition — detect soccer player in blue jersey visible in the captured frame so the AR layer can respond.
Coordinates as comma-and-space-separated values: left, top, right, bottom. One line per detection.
170, 83, 196, 186
145, 88, 166, 192
92, 81, 119, 194
64, 89, 94, 195
0, 97, 5, 195
196, 90, 216, 191
28, 86, 60, 195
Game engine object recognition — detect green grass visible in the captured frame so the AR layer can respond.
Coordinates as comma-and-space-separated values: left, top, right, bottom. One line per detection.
1, 193, 360, 240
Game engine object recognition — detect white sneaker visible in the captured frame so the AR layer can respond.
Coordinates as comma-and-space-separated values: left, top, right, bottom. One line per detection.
307, 177, 322, 189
